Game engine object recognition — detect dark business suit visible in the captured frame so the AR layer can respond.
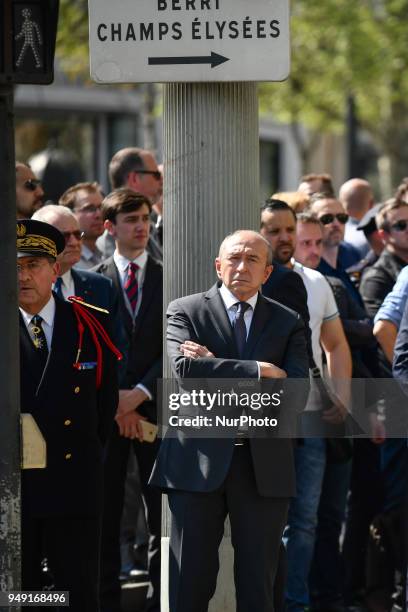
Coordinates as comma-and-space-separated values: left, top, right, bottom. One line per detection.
150, 284, 309, 612
93, 255, 162, 612
20, 296, 118, 611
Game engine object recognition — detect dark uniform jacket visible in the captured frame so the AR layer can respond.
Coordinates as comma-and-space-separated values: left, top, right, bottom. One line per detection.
20, 296, 118, 518
70, 267, 127, 381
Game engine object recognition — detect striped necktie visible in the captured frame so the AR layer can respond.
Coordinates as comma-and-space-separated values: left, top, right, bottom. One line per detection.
124, 262, 139, 313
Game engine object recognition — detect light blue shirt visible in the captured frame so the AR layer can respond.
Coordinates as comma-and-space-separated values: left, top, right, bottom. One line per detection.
374, 265, 408, 328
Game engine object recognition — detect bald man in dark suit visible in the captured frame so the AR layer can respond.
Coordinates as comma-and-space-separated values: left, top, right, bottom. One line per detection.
151, 230, 309, 612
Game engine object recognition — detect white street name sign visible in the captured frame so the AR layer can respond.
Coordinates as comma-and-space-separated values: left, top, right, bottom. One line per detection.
88, 0, 290, 83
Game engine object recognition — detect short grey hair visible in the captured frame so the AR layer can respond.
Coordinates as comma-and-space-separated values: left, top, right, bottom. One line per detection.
218, 230, 273, 265
32, 204, 77, 224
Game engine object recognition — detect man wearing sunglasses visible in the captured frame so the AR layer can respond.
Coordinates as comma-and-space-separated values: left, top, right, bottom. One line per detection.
309, 194, 363, 307
59, 182, 105, 270
31, 206, 123, 350
361, 199, 408, 372
16, 161, 44, 219
97, 147, 163, 262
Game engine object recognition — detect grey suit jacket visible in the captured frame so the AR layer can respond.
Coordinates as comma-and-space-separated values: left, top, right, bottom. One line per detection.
150, 284, 309, 497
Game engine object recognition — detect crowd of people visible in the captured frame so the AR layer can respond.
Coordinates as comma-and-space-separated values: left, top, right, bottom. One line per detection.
15, 152, 408, 612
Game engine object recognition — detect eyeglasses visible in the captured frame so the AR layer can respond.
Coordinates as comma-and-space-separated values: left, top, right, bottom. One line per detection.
319, 213, 349, 225
23, 179, 42, 191
74, 204, 101, 214
17, 260, 49, 274
390, 220, 408, 232
135, 170, 161, 180
62, 230, 84, 242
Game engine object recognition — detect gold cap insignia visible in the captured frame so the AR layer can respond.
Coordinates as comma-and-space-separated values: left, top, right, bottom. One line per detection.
17, 224, 27, 237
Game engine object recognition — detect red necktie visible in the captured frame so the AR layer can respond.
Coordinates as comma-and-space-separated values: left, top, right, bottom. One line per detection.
124, 262, 139, 313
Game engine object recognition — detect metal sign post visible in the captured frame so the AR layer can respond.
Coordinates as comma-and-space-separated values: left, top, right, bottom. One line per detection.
0, 80, 21, 610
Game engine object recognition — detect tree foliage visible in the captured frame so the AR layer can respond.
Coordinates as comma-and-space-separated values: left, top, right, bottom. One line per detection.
56, 0, 408, 181
259, 0, 408, 180
56, 0, 90, 79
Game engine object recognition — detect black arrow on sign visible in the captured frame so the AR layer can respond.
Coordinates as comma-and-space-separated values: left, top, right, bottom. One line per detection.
148, 51, 229, 69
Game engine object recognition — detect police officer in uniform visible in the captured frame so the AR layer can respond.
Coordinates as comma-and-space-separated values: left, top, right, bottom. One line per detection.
18, 220, 120, 611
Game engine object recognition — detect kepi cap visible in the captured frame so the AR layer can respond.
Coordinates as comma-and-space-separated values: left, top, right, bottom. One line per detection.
17, 219, 65, 259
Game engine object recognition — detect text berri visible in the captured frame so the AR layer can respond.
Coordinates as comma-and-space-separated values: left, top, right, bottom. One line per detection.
158, 0, 220, 9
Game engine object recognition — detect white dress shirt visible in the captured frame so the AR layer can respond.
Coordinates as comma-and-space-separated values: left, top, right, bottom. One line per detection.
219, 283, 258, 335
20, 295, 56, 351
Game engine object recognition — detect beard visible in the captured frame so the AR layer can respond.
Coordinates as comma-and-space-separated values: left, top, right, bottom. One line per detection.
274, 243, 295, 265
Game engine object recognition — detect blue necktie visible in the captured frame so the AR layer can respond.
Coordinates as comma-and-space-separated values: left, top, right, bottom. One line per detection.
233, 302, 250, 357
54, 277, 64, 300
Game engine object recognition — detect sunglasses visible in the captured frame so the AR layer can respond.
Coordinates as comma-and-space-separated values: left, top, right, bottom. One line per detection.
136, 170, 161, 180
23, 179, 42, 191
319, 213, 349, 225
62, 230, 84, 243
390, 220, 408, 232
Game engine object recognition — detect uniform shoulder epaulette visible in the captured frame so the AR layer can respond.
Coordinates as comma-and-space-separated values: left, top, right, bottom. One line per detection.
68, 296, 109, 314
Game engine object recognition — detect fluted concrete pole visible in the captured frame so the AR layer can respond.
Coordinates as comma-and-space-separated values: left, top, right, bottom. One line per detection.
161, 82, 259, 611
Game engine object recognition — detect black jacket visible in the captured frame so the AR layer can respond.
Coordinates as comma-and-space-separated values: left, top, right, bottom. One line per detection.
20, 297, 118, 518
360, 249, 406, 318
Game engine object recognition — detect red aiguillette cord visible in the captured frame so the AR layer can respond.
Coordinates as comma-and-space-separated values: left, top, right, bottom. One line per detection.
68, 297, 123, 389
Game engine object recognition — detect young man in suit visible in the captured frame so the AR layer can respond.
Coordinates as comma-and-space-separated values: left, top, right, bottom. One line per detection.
150, 230, 309, 612
93, 188, 163, 612
18, 219, 119, 611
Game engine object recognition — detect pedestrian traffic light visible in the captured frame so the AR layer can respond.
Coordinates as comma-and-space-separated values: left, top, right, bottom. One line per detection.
0, 0, 59, 84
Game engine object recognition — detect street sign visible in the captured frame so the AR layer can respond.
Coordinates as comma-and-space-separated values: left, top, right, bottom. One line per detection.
88, 0, 290, 83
